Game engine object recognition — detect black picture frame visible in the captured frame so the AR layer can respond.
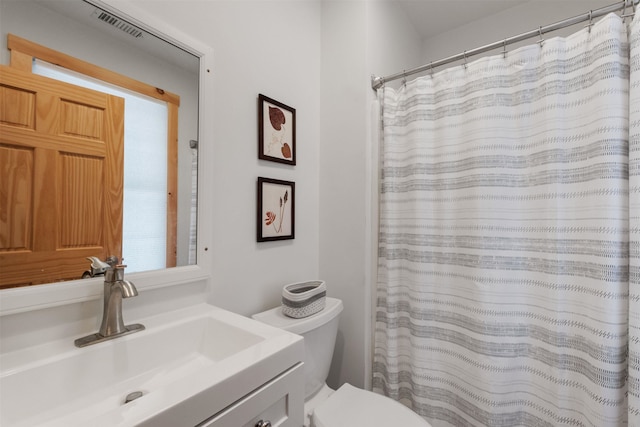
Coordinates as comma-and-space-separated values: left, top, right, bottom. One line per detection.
257, 177, 295, 242
258, 94, 296, 165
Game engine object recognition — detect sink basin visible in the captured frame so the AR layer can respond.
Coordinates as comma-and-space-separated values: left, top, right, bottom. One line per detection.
0, 303, 304, 427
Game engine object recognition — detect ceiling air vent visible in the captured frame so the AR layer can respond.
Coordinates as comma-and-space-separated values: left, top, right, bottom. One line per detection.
91, 10, 144, 38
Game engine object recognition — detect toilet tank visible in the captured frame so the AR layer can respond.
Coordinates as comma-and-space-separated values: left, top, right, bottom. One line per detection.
252, 297, 343, 399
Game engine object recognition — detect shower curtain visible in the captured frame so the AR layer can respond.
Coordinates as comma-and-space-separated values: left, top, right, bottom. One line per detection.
375, 13, 638, 426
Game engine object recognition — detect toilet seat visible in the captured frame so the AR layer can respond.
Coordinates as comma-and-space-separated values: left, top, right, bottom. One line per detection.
311, 383, 431, 427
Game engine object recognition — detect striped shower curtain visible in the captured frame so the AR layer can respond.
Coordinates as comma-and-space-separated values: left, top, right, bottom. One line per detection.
629, 10, 640, 425
375, 13, 637, 426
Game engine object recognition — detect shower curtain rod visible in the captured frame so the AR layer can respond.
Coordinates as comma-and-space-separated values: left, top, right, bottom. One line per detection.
371, 0, 637, 90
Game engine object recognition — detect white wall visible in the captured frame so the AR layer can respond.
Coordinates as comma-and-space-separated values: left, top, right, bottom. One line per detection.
367, 1, 423, 85
319, 0, 423, 390
419, 0, 616, 71
124, 0, 322, 317
320, 0, 368, 390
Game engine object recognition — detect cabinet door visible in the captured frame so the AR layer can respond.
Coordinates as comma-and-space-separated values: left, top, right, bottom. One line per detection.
198, 363, 304, 427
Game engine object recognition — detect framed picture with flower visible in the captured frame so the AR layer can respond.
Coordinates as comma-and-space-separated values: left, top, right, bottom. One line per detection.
258, 94, 296, 165
257, 177, 295, 242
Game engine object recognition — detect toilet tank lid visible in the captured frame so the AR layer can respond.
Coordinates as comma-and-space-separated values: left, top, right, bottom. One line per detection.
252, 297, 343, 335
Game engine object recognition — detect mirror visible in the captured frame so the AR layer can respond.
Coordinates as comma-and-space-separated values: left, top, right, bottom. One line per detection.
0, 0, 200, 288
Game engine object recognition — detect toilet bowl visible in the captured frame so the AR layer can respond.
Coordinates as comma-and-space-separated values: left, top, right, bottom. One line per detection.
312, 383, 427, 427
252, 297, 430, 427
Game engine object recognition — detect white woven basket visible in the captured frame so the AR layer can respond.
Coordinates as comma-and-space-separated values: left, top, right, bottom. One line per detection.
281, 280, 326, 318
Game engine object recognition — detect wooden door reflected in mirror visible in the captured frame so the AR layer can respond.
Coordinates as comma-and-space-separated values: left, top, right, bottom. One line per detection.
1, 64, 124, 287
0, 33, 183, 288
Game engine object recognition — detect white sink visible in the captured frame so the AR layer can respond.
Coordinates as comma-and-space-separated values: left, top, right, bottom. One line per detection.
0, 303, 304, 427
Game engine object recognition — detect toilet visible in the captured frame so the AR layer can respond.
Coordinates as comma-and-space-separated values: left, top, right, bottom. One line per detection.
252, 297, 431, 427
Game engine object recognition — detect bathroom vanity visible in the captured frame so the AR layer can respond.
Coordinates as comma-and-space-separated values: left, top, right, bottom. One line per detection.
0, 304, 304, 427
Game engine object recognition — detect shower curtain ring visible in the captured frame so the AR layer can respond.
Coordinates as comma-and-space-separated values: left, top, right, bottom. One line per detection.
503, 39, 507, 58
585, 10, 593, 33
621, 0, 634, 22
429, 62, 434, 77
463, 51, 468, 69
402, 70, 407, 87
537, 27, 545, 47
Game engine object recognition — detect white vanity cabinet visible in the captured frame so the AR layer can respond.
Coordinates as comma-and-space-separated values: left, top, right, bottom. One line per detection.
197, 362, 304, 427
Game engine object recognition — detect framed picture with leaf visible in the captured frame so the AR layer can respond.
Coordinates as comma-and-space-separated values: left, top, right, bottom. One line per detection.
257, 177, 295, 242
258, 94, 296, 165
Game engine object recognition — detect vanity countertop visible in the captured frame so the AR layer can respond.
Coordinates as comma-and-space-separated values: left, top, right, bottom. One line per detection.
0, 303, 304, 427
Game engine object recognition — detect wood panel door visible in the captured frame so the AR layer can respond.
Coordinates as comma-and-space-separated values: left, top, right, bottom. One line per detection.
0, 65, 124, 288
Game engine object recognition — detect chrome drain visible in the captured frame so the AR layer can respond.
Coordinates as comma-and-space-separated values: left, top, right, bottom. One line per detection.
124, 391, 144, 404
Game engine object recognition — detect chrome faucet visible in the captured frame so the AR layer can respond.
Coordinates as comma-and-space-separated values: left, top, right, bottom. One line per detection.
75, 257, 145, 348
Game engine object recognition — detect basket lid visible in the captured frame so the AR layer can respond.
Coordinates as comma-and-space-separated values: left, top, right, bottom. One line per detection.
252, 297, 342, 335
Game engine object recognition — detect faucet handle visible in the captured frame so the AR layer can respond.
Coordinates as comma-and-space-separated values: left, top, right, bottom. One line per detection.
104, 258, 129, 282
105, 255, 120, 267
83, 256, 110, 278
87, 256, 109, 271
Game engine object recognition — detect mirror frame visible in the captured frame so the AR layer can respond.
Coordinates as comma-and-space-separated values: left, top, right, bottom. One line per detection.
0, 0, 214, 316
